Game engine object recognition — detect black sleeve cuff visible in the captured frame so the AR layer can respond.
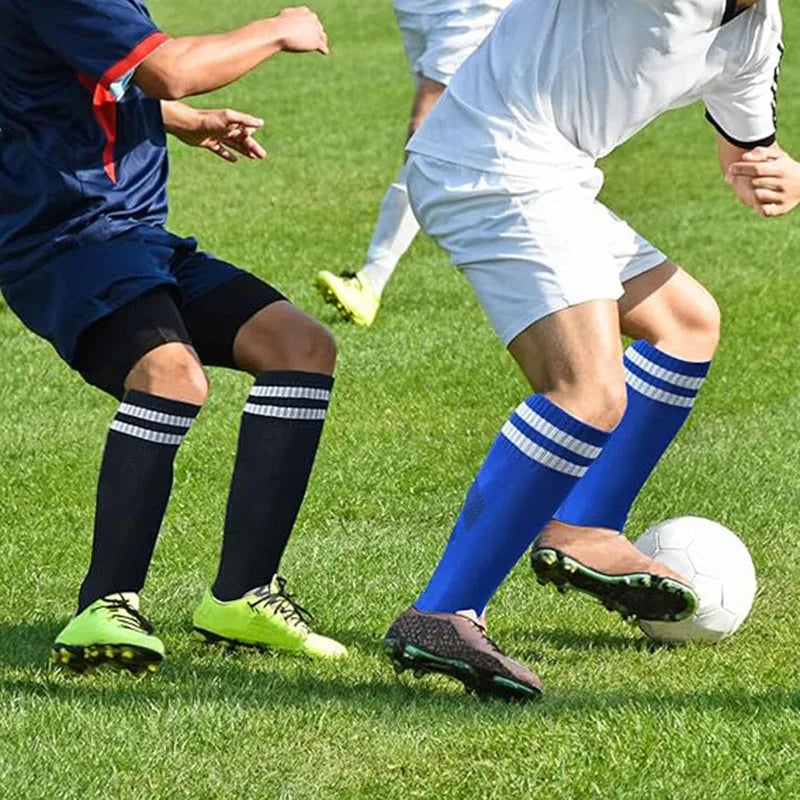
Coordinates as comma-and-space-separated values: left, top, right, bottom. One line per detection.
705, 111, 777, 150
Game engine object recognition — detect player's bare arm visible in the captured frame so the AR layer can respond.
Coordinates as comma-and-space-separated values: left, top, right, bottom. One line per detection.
162, 102, 267, 163
725, 144, 800, 217
135, 6, 328, 100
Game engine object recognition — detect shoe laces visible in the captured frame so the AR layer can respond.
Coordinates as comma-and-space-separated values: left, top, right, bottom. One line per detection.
464, 615, 504, 656
248, 576, 313, 630
95, 595, 154, 634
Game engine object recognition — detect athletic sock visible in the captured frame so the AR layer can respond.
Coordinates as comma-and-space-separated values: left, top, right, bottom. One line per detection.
555, 340, 711, 532
359, 163, 420, 295
415, 395, 610, 615
211, 371, 333, 601
77, 391, 200, 612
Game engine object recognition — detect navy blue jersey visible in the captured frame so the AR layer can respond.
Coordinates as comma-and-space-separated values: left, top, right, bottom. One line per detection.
0, 0, 171, 284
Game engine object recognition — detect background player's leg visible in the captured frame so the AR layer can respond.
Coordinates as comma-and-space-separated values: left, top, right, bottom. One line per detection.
359, 77, 444, 296
414, 300, 622, 616
316, 77, 444, 325
552, 263, 720, 533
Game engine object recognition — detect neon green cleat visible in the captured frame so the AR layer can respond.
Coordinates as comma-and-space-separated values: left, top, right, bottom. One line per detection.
51, 593, 164, 676
192, 576, 347, 660
315, 270, 380, 327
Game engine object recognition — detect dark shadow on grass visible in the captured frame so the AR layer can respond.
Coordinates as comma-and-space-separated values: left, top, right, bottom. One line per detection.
2, 620, 798, 719
0, 618, 63, 669
512, 627, 648, 655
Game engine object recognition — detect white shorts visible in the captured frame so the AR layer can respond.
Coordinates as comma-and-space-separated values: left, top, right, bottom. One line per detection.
407, 155, 668, 346
394, 5, 503, 86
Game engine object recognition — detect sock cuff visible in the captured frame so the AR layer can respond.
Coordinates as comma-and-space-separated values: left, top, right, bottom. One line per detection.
625, 341, 710, 408
254, 371, 334, 391
112, 391, 201, 446
245, 371, 333, 422
501, 395, 611, 478
628, 340, 711, 377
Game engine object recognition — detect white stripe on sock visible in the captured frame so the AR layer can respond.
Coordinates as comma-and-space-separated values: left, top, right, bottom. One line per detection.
514, 403, 603, 459
243, 404, 327, 421
624, 369, 696, 408
501, 421, 590, 478
249, 386, 331, 402
118, 403, 195, 429
625, 349, 705, 390
110, 420, 185, 445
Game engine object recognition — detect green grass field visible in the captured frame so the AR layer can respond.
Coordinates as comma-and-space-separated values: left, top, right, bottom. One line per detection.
2, 2, 800, 797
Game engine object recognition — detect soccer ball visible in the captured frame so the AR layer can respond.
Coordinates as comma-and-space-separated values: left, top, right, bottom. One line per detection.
634, 516, 756, 644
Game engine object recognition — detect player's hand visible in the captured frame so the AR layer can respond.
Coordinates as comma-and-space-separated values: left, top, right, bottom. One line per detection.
275, 6, 329, 55
172, 107, 267, 163
726, 146, 800, 218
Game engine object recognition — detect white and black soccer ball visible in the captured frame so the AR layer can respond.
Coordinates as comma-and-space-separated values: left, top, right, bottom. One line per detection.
634, 516, 756, 644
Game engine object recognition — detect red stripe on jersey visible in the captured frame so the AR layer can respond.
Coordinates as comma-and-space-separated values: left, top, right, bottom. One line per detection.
101, 32, 170, 90
76, 32, 168, 185
77, 73, 119, 183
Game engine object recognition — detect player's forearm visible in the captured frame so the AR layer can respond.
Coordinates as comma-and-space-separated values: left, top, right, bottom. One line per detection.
161, 100, 199, 136
136, 19, 285, 100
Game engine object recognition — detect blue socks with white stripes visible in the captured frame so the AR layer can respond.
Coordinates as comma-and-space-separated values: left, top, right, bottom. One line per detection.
415, 395, 611, 615
556, 341, 710, 532
78, 390, 201, 612
212, 371, 333, 601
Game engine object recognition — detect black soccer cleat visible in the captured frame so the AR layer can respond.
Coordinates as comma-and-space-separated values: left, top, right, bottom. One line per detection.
384, 608, 543, 702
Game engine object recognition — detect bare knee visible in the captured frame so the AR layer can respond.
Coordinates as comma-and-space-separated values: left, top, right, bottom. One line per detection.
684, 286, 721, 355
551, 376, 628, 432
125, 343, 209, 405
234, 302, 337, 376
622, 266, 721, 361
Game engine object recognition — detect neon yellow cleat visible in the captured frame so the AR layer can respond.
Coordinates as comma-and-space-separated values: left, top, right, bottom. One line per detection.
51, 593, 164, 676
315, 270, 380, 327
192, 576, 347, 660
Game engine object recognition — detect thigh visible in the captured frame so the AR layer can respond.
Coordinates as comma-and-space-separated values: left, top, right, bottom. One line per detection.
508, 299, 624, 395
73, 285, 192, 400
179, 266, 287, 369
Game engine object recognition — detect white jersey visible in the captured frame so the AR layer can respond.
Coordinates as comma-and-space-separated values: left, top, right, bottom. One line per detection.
408, 0, 784, 179
393, 0, 510, 16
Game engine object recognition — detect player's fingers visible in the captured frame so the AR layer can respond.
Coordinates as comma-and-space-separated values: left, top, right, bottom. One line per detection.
206, 141, 237, 162
221, 109, 265, 129
224, 135, 267, 160
751, 177, 785, 192
728, 162, 779, 179
754, 188, 783, 205
759, 202, 784, 218
318, 31, 329, 55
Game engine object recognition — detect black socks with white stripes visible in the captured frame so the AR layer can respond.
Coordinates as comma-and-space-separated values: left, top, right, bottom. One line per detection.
77, 372, 332, 612
212, 371, 333, 601
78, 391, 200, 613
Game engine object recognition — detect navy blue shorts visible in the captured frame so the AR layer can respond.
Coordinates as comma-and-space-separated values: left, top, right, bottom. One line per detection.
1, 225, 249, 365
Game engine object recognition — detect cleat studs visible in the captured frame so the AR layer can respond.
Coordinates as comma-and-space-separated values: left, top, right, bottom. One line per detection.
538, 551, 557, 566
562, 560, 577, 574
105, 647, 115, 659
147, 664, 158, 673
121, 649, 135, 660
